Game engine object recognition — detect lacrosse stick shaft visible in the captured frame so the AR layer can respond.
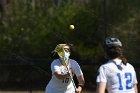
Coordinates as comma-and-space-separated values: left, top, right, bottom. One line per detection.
65, 61, 76, 89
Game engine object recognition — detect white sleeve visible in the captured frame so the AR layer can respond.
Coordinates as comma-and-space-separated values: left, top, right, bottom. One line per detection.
96, 65, 107, 83
130, 64, 138, 84
51, 60, 60, 74
133, 69, 138, 84
72, 60, 83, 77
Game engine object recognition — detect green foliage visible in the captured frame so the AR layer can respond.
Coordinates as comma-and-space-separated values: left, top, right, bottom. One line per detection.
0, 0, 139, 62
0, 0, 140, 90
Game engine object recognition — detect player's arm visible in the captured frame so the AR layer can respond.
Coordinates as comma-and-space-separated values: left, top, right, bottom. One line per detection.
75, 75, 85, 93
96, 65, 107, 93
133, 83, 138, 93
133, 69, 138, 93
54, 71, 70, 80
51, 62, 70, 80
96, 82, 106, 93
73, 61, 85, 93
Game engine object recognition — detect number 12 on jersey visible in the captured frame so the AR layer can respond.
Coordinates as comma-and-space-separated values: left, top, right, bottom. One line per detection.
117, 72, 132, 90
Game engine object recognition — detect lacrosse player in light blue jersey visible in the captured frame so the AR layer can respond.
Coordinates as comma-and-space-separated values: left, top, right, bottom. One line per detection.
45, 44, 85, 93
96, 37, 138, 93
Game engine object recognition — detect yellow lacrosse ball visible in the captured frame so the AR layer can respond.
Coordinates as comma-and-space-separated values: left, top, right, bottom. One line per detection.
69, 25, 75, 30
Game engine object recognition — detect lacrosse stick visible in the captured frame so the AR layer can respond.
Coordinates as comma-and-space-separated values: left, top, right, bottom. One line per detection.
64, 60, 76, 90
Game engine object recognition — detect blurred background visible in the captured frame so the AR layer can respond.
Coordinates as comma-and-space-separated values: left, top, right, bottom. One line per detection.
0, 0, 139, 92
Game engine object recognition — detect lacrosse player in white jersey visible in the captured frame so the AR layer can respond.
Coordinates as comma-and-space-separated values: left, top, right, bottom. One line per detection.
96, 37, 138, 93
45, 44, 85, 93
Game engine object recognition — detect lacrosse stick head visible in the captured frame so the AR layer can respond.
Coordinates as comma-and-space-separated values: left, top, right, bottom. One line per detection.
53, 44, 71, 61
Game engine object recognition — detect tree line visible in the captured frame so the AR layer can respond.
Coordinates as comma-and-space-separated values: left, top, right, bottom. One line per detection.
0, 0, 139, 89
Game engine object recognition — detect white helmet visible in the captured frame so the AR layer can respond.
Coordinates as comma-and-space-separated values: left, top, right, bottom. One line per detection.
105, 37, 122, 47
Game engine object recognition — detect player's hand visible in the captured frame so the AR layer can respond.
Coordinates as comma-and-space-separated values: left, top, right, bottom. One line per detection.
66, 71, 72, 77
75, 86, 82, 93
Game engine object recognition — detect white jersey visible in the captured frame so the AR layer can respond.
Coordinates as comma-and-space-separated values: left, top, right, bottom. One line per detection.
96, 59, 138, 93
45, 59, 83, 93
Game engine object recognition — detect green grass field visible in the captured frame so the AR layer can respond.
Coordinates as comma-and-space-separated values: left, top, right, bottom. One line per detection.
0, 90, 94, 93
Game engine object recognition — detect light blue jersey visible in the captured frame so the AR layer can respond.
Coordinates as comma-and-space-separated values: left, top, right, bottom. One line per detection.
96, 59, 138, 93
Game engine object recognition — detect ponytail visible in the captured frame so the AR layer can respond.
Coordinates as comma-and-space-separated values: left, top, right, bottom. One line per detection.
121, 57, 127, 65
106, 46, 128, 65
120, 48, 127, 65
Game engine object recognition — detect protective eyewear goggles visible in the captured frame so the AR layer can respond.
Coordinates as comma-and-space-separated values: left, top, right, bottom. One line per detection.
64, 48, 70, 52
